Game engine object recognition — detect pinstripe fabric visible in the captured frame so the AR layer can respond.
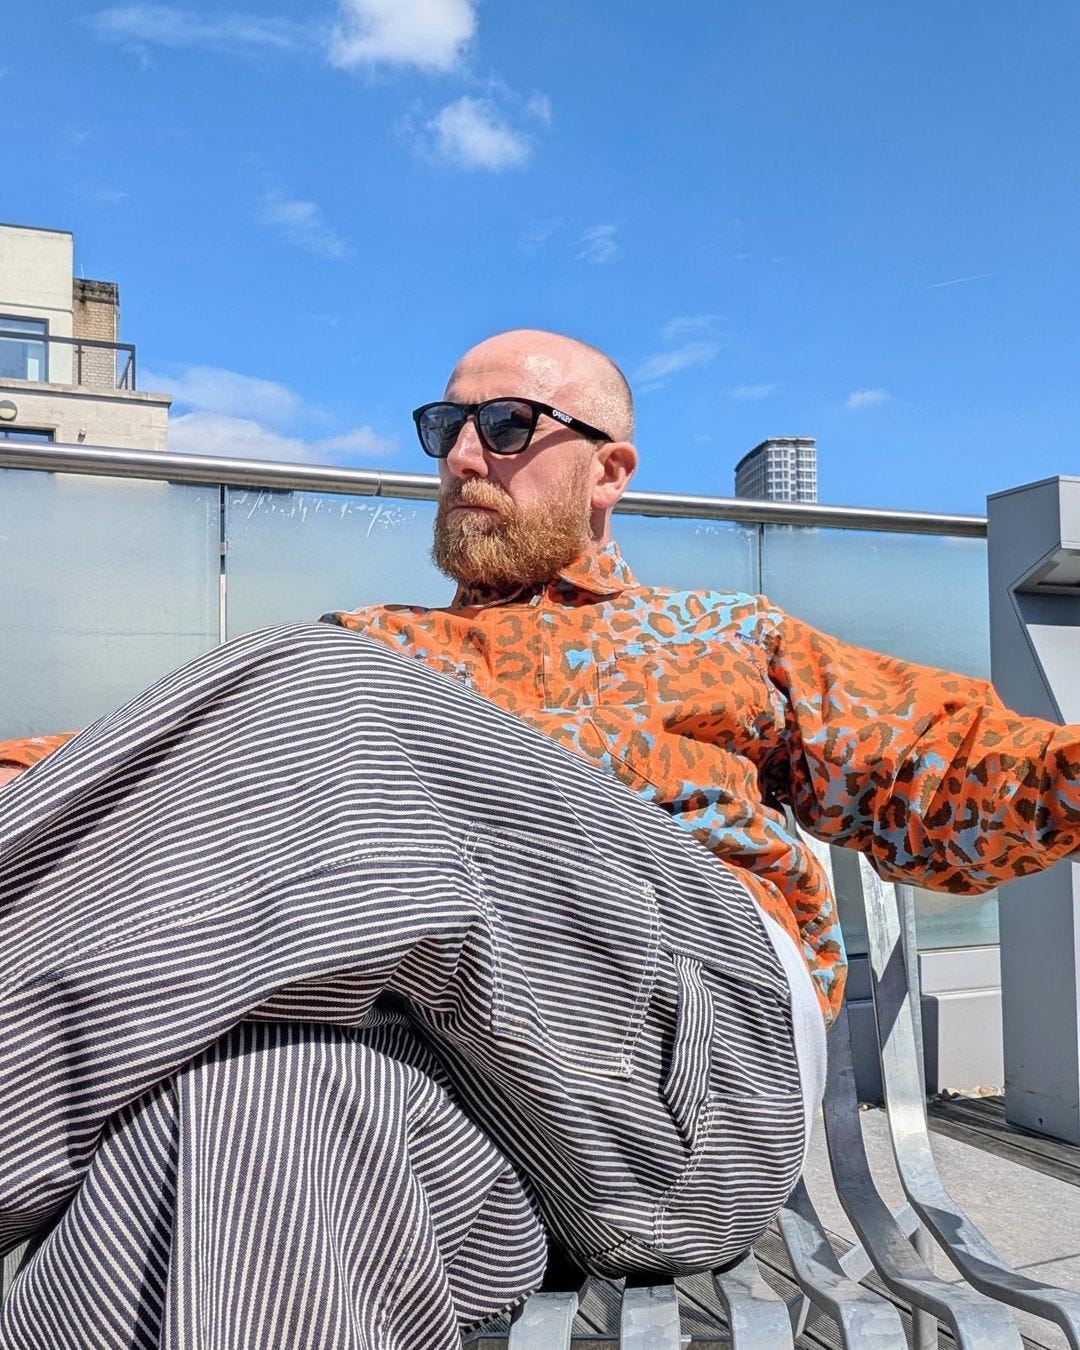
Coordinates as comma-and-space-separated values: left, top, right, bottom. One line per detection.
1, 1022, 545, 1349
0, 624, 816, 1346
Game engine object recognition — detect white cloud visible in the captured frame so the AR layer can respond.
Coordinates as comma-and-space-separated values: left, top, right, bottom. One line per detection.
635, 315, 723, 389
519, 217, 562, 256
635, 341, 720, 387
526, 93, 552, 124
847, 388, 890, 409
661, 314, 719, 342
258, 187, 348, 259
317, 426, 397, 455
169, 412, 310, 460
65, 126, 95, 150
71, 184, 130, 206
168, 412, 395, 464
146, 363, 396, 463
726, 382, 778, 401
143, 365, 303, 425
328, 0, 475, 72
575, 224, 620, 264
427, 97, 530, 170
93, 5, 301, 52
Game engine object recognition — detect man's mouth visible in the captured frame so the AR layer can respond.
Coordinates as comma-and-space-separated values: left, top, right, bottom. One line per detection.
446, 491, 508, 516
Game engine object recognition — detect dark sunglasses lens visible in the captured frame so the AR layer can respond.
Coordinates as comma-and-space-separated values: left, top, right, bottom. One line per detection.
477, 400, 534, 455
418, 405, 466, 457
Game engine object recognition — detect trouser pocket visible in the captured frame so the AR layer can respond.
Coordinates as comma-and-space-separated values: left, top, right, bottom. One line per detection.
660, 951, 714, 1152
651, 950, 806, 1271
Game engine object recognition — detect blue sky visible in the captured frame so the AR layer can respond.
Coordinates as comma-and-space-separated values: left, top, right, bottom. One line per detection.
8, 1, 1080, 512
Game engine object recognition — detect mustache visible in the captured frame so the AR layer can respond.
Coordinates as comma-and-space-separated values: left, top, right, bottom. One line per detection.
441, 479, 512, 514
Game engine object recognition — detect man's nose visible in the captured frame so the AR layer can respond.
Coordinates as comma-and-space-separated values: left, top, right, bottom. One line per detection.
443, 418, 489, 479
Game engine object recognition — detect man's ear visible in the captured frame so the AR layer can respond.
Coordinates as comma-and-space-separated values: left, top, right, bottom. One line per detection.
590, 440, 638, 512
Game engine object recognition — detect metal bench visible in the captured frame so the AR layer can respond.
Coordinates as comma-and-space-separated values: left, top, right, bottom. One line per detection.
492, 833, 1080, 1348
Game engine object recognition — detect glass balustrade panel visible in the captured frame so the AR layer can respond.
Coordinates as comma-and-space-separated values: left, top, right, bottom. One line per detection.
225, 499, 758, 635
761, 524, 989, 675
223, 489, 451, 637
613, 512, 760, 593
0, 468, 219, 740
762, 524, 996, 952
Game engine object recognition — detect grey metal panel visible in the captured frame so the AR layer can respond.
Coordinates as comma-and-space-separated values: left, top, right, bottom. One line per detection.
860, 852, 1080, 1347
917, 946, 1001, 994
710, 1252, 794, 1347
999, 865, 1080, 1144
842, 954, 872, 1003
849, 955, 1006, 1097
917, 988, 1004, 1094
841, 995, 884, 1102
987, 477, 1080, 1146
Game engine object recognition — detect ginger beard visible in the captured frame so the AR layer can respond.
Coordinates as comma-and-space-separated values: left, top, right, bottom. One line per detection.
431, 453, 594, 593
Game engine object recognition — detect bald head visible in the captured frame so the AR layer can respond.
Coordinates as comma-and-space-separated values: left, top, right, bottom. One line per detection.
436, 327, 639, 566
446, 329, 634, 443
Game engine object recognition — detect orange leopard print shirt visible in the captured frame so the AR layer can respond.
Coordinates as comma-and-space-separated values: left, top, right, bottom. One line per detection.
6, 542, 1080, 1023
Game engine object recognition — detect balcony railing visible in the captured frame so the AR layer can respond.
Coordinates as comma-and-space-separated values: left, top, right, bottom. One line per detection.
0, 329, 137, 392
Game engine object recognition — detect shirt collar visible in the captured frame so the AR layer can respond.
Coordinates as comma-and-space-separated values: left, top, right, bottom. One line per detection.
452, 541, 638, 610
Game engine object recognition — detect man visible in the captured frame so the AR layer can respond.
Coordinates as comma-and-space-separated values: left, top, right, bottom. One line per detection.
2, 329, 1079, 1350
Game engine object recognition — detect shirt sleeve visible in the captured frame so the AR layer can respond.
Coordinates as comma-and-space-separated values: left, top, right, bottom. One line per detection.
757, 603, 1080, 892
0, 732, 79, 770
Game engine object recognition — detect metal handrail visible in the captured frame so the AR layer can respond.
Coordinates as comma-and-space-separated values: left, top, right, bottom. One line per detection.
0, 442, 988, 537
0, 329, 137, 390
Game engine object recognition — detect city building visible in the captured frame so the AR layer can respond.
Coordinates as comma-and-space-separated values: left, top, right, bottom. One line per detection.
734, 435, 817, 502
0, 223, 170, 449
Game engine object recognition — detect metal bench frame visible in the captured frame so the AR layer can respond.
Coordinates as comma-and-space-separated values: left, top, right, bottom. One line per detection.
504, 834, 1080, 1348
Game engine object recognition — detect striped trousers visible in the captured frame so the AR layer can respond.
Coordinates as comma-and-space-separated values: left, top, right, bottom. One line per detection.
0, 625, 825, 1349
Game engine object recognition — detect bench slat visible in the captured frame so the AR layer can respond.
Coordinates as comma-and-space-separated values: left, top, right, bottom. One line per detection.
507, 1289, 581, 1348
711, 1251, 794, 1347
777, 1179, 906, 1347
618, 1282, 685, 1347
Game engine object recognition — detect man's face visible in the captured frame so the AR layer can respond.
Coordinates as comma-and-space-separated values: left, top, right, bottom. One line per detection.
431, 338, 597, 592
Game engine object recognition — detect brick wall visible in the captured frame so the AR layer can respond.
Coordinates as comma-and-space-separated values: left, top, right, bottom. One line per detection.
72, 278, 121, 391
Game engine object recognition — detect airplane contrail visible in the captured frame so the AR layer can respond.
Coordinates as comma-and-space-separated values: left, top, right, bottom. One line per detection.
928, 272, 992, 289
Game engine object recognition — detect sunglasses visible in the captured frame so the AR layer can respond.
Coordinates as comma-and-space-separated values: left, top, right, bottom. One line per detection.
413, 398, 612, 459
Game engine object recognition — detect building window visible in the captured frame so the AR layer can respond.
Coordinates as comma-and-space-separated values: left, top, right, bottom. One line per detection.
0, 316, 48, 382
0, 426, 54, 441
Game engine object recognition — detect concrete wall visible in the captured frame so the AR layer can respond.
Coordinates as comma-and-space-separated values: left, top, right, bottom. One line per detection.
0, 382, 170, 450
0, 225, 73, 320
0, 225, 75, 384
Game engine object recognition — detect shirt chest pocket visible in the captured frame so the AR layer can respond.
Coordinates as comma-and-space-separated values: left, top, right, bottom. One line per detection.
545, 631, 729, 712
541, 636, 671, 711
584, 635, 779, 789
